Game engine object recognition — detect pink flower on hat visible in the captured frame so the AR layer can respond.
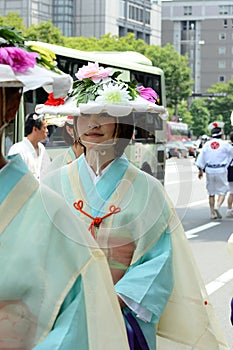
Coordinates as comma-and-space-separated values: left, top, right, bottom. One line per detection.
136, 86, 158, 103
0, 47, 38, 72
75, 62, 113, 83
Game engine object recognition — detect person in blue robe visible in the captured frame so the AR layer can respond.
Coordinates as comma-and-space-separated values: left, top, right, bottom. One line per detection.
40, 62, 230, 350
0, 64, 129, 349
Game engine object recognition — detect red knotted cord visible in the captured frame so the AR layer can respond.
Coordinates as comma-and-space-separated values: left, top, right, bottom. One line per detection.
73, 200, 120, 238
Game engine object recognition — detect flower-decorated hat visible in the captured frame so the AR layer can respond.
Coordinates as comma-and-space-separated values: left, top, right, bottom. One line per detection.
0, 26, 72, 97
0, 64, 24, 87
36, 62, 168, 119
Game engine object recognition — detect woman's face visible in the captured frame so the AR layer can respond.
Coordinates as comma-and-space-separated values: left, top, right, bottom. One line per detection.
77, 113, 116, 149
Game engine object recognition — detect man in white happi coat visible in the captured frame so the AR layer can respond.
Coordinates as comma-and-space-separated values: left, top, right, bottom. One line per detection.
8, 112, 51, 181
196, 121, 233, 219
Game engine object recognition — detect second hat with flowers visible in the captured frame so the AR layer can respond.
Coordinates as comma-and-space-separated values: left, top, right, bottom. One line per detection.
36, 62, 168, 120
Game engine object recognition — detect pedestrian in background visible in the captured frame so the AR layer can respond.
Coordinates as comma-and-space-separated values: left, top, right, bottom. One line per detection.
195, 121, 233, 219
8, 113, 51, 181
45, 115, 83, 170
226, 131, 233, 218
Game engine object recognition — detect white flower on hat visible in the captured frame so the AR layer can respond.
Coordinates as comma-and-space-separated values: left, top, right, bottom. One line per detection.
96, 83, 130, 104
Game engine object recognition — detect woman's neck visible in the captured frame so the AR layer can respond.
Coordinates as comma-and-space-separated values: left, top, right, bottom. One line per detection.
86, 147, 115, 176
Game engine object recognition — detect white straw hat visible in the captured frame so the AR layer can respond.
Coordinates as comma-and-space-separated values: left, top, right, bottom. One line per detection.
0, 64, 24, 88
36, 62, 169, 120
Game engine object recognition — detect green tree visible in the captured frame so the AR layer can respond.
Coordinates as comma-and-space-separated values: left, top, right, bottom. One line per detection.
176, 100, 192, 125
204, 81, 233, 137
25, 21, 65, 45
64, 36, 100, 50
64, 33, 148, 54
189, 99, 210, 138
145, 44, 193, 114
0, 12, 26, 32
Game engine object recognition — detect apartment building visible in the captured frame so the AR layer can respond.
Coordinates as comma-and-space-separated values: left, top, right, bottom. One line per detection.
162, 0, 233, 92
0, 0, 162, 45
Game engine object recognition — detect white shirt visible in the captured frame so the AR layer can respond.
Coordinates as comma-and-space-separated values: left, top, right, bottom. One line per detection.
195, 138, 233, 174
8, 137, 51, 181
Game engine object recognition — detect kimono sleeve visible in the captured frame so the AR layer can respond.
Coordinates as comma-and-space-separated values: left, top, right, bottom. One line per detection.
115, 229, 174, 324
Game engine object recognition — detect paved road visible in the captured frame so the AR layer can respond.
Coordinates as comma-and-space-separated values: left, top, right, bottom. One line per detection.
165, 157, 233, 349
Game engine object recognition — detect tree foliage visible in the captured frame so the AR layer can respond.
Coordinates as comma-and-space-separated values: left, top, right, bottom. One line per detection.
64, 33, 148, 54
25, 21, 65, 45
145, 44, 193, 113
189, 99, 210, 138
0, 12, 26, 33
204, 82, 233, 137
176, 100, 192, 125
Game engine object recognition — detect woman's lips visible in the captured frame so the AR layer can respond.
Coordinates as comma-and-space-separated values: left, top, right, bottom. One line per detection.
85, 132, 103, 137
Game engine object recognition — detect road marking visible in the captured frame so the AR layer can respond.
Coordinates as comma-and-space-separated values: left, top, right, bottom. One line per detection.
178, 199, 208, 208
165, 179, 193, 185
205, 269, 233, 295
186, 222, 220, 239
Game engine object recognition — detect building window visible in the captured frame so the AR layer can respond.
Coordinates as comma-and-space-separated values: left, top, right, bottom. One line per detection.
53, 0, 73, 36
184, 6, 192, 16
219, 33, 226, 40
128, 4, 143, 23
219, 47, 226, 55
119, 0, 125, 18
145, 10, 150, 25
219, 5, 233, 15
119, 26, 125, 37
127, 3, 150, 25
181, 21, 187, 30
145, 34, 150, 45
219, 76, 225, 82
218, 60, 226, 69
224, 19, 228, 28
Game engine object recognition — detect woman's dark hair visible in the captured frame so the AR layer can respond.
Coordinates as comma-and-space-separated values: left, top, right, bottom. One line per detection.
25, 113, 45, 136
62, 122, 74, 146
114, 113, 134, 157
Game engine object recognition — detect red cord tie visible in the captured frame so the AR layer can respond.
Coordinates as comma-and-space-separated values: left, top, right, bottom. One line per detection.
73, 200, 120, 238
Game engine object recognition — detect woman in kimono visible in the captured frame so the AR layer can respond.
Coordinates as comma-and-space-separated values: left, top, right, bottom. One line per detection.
39, 62, 229, 349
0, 59, 129, 348
45, 112, 83, 171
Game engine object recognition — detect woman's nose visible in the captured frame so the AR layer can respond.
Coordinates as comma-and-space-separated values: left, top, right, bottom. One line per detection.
88, 116, 100, 129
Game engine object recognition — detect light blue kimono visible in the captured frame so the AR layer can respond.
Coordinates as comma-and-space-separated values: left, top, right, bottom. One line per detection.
0, 154, 129, 350
43, 153, 231, 350
44, 154, 174, 349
